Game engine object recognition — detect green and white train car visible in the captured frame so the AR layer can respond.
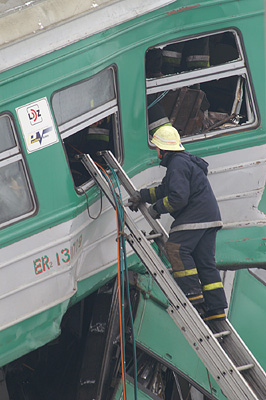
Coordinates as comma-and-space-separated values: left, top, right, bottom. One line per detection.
0, 0, 265, 398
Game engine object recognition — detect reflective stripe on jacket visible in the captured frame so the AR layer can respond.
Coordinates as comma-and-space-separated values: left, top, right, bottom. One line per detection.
140, 151, 222, 231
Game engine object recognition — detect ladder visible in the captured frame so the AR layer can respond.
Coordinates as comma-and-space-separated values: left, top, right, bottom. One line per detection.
80, 151, 266, 400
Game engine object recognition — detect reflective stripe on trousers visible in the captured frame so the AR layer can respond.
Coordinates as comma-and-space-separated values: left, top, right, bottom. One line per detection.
166, 228, 228, 311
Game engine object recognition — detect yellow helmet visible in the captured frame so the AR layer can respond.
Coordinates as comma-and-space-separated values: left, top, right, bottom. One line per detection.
151, 126, 185, 151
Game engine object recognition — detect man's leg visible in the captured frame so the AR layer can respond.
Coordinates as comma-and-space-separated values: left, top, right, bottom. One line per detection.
192, 228, 228, 321
166, 230, 205, 305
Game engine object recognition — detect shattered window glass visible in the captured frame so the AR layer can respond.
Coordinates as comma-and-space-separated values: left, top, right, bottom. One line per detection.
0, 115, 35, 228
146, 30, 257, 143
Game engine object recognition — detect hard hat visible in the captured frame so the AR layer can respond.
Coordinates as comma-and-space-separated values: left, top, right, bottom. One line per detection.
151, 126, 185, 151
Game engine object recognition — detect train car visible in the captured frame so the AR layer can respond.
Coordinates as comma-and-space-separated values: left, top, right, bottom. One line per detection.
0, 0, 265, 398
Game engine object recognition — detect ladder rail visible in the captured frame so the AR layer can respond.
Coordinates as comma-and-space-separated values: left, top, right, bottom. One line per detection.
99, 150, 169, 256
80, 153, 266, 400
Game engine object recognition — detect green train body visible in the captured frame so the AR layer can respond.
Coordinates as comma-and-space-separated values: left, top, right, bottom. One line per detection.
0, 0, 265, 398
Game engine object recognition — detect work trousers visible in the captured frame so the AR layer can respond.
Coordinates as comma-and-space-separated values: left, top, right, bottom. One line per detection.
166, 228, 228, 312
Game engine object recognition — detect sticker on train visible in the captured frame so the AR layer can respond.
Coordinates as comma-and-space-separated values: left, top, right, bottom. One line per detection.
16, 97, 59, 153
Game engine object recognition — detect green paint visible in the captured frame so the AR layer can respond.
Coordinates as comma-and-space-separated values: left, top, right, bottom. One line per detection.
0, 1, 265, 394
134, 289, 227, 399
0, 300, 69, 368
216, 227, 266, 268
229, 269, 266, 371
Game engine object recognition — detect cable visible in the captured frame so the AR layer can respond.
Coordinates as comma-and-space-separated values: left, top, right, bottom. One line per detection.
109, 166, 138, 400
50, 147, 128, 396
66, 144, 104, 219
147, 90, 169, 109
81, 186, 103, 219
116, 208, 127, 399
206, 369, 215, 399
81, 157, 138, 399
93, 162, 128, 399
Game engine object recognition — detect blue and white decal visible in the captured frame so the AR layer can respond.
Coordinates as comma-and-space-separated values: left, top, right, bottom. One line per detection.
16, 97, 59, 153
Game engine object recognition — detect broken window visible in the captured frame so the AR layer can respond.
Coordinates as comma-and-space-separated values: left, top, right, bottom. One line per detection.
52, 67, 122, 188
0, 115, 35, 228
146, 31, 258, 143
126, 350, 214, 399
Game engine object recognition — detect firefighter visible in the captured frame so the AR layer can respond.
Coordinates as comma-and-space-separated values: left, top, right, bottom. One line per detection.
66, 117, 112, 162
148, 96, 171, 136
145, 48, 163, 78
161, 37, 210, 75
84, 117, 112, 164
65, 117, 112, 185
129, 126, 228, 322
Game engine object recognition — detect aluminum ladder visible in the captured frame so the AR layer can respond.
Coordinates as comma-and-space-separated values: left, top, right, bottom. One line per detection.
80, 151, 266, 400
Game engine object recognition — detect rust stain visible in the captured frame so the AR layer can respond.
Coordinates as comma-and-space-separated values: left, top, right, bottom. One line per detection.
166, 4, 200, 16
226, 237, 266, 243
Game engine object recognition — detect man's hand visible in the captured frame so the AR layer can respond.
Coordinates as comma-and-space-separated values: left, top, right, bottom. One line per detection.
128, 191, 142, 212
148, 204, 160, 219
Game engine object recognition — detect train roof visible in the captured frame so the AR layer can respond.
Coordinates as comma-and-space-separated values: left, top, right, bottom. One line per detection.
0, 0, 175, 73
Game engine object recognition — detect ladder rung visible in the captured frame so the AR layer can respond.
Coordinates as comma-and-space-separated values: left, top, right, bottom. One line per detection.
237, 363, 255, 372
146, 233, 163, 240
213, 330, 231, 339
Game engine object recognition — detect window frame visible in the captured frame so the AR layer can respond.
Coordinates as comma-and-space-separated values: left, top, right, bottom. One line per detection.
0, 113, 37, 229
51, 65, 123, 192
146, 29, 259, 144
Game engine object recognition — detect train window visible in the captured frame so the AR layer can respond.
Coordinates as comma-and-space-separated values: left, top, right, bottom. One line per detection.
146, 30, 257, 143
52, 67, 122, 188
0, 116, 16, 152
0, 115, 35, 228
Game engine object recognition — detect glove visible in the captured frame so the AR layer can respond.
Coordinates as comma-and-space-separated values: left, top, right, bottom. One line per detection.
128, 191, 142, 212
148, 204, 160, 219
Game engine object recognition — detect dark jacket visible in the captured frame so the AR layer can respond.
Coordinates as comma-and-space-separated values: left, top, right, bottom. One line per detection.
140, 151, 222, 232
